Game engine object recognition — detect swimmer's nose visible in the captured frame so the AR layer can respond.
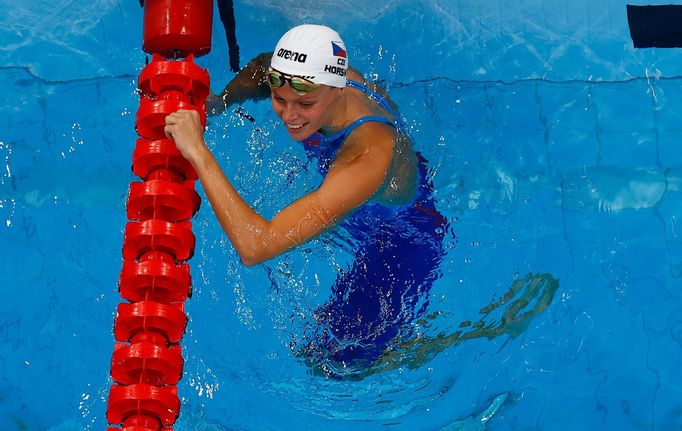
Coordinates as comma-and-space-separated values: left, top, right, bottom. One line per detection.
281, 104, 299, 123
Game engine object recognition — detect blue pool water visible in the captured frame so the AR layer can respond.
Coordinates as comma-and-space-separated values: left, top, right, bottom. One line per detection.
2, 0, 682, 430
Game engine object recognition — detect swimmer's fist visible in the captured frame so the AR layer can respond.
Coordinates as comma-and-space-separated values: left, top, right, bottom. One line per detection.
164, 109, 207, 165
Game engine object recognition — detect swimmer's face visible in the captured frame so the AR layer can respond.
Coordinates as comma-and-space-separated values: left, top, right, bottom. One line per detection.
270, 84, 341, 140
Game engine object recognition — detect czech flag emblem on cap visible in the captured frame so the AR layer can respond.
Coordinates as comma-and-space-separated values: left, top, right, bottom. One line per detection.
331, 41, 347, 58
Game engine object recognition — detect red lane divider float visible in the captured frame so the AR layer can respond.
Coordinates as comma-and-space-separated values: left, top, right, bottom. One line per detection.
136, 54, 209, 141
142, 0, 212, 58
119, 259, 191, 304
132, 138, 198, 181
107, 0, 213, 429
127, 179, 201, 222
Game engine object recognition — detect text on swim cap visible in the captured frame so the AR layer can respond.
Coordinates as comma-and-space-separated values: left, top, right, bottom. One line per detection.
324, 65, 347, 76
277, 48, 307, 63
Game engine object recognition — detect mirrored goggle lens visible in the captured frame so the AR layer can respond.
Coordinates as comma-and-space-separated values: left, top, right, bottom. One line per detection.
266, 71, 285, 88
288, 78, 317, 94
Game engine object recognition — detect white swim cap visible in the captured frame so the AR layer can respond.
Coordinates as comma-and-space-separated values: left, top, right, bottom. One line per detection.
270, 24, 348, 88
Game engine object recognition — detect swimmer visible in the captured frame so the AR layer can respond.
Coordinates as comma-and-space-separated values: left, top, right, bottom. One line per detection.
164, 24, 446, 376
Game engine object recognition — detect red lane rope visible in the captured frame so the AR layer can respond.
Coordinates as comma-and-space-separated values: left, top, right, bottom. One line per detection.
107, 1, 213, 429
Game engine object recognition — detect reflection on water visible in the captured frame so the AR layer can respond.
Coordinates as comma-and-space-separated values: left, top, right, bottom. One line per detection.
561, 165, 677, 213
439, 393, 508, 431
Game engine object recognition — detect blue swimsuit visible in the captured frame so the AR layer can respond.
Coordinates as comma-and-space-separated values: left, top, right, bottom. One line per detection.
295, 80, 446, 375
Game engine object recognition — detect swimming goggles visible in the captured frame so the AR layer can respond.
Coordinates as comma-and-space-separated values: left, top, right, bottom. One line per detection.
265, 68, 318, 95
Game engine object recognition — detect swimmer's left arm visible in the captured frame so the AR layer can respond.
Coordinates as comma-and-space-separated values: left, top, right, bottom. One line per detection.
206, 52, 273, 116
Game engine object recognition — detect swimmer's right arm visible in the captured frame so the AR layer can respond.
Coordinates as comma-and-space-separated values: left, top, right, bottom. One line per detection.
164, 110, 393, 267
206, 52, 273, 116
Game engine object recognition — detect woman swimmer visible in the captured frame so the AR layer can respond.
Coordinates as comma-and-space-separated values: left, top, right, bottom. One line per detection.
164, 24, 446, 375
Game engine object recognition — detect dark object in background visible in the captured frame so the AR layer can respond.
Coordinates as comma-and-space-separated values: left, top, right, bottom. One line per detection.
217, 0, 241, 72
627, 4, 682, 48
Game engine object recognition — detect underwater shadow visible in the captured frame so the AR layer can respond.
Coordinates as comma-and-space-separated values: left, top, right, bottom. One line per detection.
305, 272, 559, 380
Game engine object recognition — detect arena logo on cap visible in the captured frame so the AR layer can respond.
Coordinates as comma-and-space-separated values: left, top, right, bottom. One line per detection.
276, 48, 308, 63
